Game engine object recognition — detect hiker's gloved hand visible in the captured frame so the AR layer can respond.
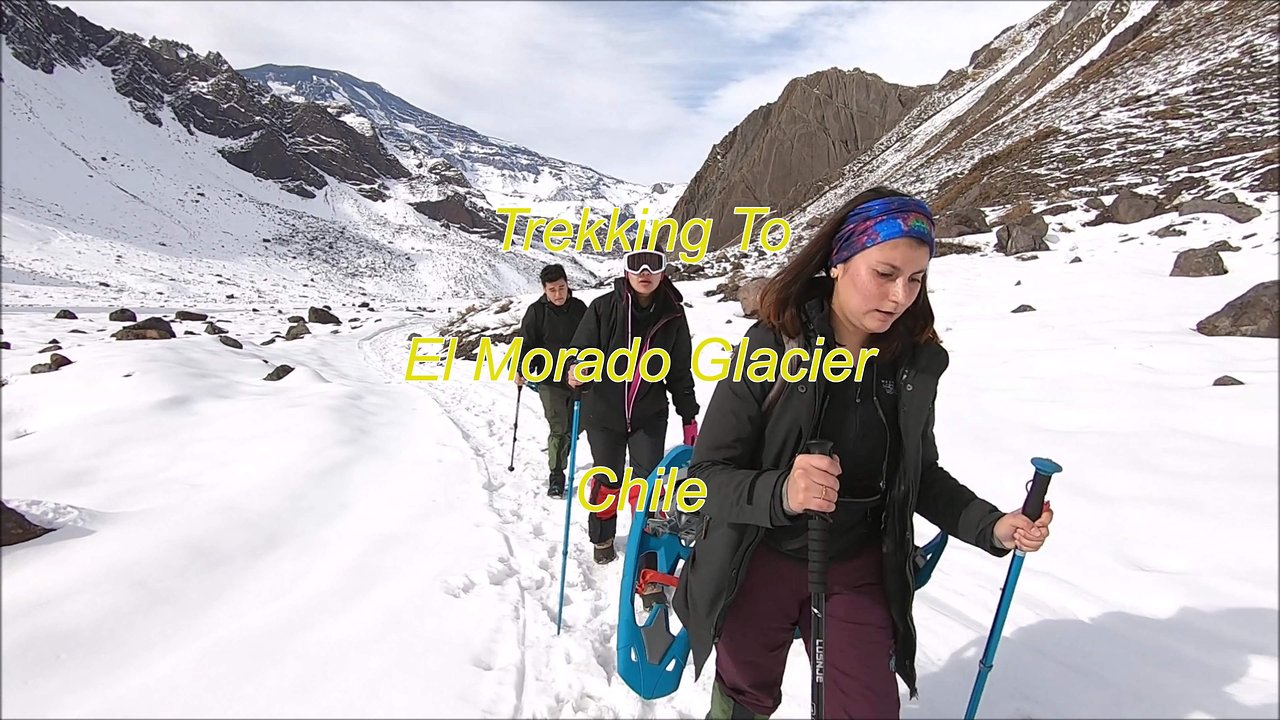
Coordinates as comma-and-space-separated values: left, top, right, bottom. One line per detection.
993, 501, 1053, 552
783, 452, 841, 515
682, 419, 698, 446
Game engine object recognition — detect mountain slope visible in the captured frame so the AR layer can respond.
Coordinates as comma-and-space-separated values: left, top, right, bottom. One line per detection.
0, 0, 605, 306
793, 0, 1278, 224
668, 67, 927, 252
238, 64, 685, 221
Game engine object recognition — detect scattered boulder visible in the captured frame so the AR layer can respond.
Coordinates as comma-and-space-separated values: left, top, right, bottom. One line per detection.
738, 278, 770, 318
709, 274, 744, 302
204, 322, 229, 335
264, 365, 295, 381
55, 309, 77, 320
261, 337, 279, 346
288, 315, 305, 323
112, 317, 176, 341
1040, 203, 1076, 217
1178, 198, 1261, 224
1170, 247, 1227, 277
0, 341, 9, 350
1206, 240, 1241, 253
47, 338, 59, 345
1012, 304, 1037, 313
935, 240, 982, 257
1213, 375, 1244, 386
934, 207, 991, 238
184, 330, 198, 336
995, 213, 1049, 255
1085, 189, 1165, 226
40, 345, 62, 353
30, 363, 58, 374
1195, 281, 1278, 338
285, 322, 311, 341
174, 310, 208, 321
2, 502, 54, 547
1084, 197, 1106, 210
49, 353, 72, 369
308, 306, 341, 325
1153, 224, 1187, 238
358, 301, 370, 308
407, 333, 422, 341
69, 329, 87, 334
1069, 256, 1083, 264
109, 308, 137, 322
1016, 254, 1041, 261
217, 336, 243, 350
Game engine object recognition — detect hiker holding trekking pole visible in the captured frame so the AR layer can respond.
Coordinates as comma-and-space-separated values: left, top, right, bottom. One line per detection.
672, 187, 1055, 719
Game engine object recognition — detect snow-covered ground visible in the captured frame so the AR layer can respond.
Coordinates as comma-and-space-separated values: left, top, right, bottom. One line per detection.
3, 197, 1278, 719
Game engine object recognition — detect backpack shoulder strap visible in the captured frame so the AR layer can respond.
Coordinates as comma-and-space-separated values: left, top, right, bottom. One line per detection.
761, 334, 804, 420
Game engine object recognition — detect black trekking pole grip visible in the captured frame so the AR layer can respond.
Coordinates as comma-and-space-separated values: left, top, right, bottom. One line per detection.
804, 437, 834, 591
1021, 458, 1063, 522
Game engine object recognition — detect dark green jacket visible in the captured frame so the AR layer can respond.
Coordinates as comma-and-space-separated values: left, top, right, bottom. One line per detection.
672, 285, 1010, 699
516, 292, 587, 389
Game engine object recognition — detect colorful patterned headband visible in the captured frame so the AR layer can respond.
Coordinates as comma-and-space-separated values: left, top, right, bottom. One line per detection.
828, 196, 936, 269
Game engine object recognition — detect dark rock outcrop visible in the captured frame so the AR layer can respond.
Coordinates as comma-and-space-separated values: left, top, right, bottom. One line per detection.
112, 317, 177, 340
0, 0, 410, 199
1170, 247, 1227, 277
669, 68, 927, 251
1195, 281, 1278, 338
2, 502, 54, 546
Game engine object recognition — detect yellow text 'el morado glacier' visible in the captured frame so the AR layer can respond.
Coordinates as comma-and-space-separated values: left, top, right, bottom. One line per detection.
405, 336, 881, 385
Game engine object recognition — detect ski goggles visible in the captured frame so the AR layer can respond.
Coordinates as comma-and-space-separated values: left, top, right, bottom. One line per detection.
624, 250, 666, 275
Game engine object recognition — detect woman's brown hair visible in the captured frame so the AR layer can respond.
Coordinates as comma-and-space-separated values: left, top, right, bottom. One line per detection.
756, 185, 940, 361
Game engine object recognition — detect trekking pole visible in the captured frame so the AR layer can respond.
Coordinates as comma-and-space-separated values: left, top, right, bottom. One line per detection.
963, 457, 1063, 719
556, 387, 583, 635
803, 438, 835, 720
506, 384, 522, 472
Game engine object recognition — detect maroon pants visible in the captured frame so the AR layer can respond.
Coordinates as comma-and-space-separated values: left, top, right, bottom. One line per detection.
714, 540, 899, 719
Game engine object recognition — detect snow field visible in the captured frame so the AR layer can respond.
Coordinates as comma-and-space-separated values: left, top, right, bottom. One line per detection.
2, 194, 1277, 719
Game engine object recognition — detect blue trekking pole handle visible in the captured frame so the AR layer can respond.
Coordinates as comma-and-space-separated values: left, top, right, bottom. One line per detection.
964, 457, 1062, 719
556, 388, 583, 635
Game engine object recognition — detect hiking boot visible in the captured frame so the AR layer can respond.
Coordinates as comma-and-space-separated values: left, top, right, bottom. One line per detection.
593, 541, 616, 564
639, 582, 667, 610
547, 471, 565, 498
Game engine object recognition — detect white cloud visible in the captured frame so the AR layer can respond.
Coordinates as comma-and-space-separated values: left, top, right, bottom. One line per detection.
57, 0, 1053, 186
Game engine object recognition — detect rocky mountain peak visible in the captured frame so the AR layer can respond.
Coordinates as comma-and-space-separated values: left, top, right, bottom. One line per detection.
668, 64, 926, 251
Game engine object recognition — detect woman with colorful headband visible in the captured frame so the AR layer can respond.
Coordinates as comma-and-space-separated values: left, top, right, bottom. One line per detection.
672, 186, 1055, 718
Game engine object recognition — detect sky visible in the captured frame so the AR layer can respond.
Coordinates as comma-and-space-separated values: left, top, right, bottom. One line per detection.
61, 0, 1055, 186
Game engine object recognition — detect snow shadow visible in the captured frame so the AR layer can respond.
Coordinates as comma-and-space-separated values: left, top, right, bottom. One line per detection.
908, 606, 1278, 719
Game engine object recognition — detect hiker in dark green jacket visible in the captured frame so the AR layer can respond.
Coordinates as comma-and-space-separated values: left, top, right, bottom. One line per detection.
516, 263, 587, 497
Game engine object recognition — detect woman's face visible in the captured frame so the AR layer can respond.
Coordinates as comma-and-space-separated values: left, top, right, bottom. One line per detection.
830, 238, 931, 338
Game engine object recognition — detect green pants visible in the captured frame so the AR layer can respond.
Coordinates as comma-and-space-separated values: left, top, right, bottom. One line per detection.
538, 384, 577, 473
708, 680, 771, 719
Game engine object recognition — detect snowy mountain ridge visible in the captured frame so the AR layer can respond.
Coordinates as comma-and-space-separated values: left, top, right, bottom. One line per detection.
0, 0, 645, 306
238, 64, 686, 223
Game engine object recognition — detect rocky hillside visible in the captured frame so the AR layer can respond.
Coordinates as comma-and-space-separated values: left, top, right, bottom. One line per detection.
1, 0, 411, 202
238, 64, 685, 223
668, 67, 927, 252
0, 0, 621, 304
791, 0, 1277, 228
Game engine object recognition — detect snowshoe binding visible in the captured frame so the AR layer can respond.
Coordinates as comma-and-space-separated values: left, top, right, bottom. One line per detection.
616, 443, 702, 701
